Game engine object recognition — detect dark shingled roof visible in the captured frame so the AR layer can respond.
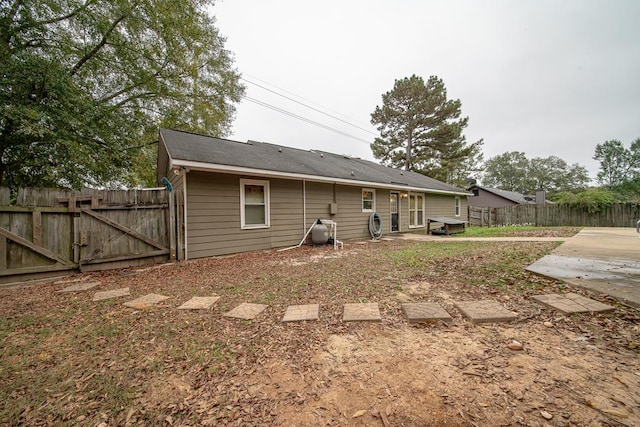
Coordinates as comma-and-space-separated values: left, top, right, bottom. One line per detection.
471, 186, 534, 204
160, 128, 469, 194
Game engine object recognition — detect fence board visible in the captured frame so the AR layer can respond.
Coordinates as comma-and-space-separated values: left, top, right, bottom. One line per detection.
1, 187, 170, 284
0, 188, 9, 205
0, 227, 74, 266
485, 203, 640, 227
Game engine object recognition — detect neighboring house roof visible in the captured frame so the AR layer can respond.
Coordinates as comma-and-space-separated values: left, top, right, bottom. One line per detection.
469, 185, 534, 204
160, 128, 469, 195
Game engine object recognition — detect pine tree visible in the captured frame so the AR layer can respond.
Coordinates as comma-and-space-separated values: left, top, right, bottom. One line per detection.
370, 75, 483, 185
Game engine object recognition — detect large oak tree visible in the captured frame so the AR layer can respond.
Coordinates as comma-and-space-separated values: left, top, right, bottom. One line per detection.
0, 0, 244, 190
593, 138, 640, 188
370, 75, 483, 185
482, 151, 590, 195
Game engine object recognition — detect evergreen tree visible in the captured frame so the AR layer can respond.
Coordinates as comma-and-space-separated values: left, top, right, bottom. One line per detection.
370, 75, 483, 185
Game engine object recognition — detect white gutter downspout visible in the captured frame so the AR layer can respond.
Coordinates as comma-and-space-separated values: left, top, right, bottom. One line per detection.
183, 170, 188, 261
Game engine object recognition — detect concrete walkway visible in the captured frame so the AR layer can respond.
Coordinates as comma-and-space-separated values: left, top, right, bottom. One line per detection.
390, 228, 639, 308
527, 227, 640, 307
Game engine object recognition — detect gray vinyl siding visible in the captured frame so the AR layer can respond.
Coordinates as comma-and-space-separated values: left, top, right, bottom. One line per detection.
270, 180, 305, 247
182, 170, 463, 258
304, 183, 389, 241
186, 172, 267, 258
186, 172, 308, 258
304, 181, 333, 227
426, 193, 469, 223
335, 186, 387, 240
187, 172, 305, 258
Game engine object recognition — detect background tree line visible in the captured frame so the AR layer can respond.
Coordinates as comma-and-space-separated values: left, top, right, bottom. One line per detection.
2, 0, 637, 206
370, 75, 639, 203
478, 139, 640, 203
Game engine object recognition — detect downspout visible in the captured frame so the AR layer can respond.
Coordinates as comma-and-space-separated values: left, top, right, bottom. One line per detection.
302, 180, 307, 233
183, 170, 189, 261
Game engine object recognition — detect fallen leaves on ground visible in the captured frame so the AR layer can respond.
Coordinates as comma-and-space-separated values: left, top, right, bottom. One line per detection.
1, 239, 638, 426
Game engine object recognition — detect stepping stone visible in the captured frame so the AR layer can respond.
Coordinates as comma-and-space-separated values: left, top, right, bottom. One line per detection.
343, 303, 382, 322
453, 300, 517, 324
57, 281, 101, 293
281, 304, 319, 322
177, 296, 221, 310
123, 293, 170, 309
223, 303, 268, 320
93, 288, 130, 302
401, 302, 452, 323
531, 293, 615, 314
54, 277, 89, 285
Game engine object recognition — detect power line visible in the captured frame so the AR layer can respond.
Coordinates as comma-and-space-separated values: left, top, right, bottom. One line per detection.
243, 96, 373, 145
242, 73, 372, 127
242, 76, 378, 137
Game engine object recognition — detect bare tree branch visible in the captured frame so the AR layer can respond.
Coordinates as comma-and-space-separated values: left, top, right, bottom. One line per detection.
70, 12, 128, 76
97, 58, 171, 104
113, 91, 155, 108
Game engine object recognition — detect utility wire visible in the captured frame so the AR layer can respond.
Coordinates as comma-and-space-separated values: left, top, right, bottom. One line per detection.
242, 77, 378, 137
243, 96, 372, 144
242, 73, 375, 127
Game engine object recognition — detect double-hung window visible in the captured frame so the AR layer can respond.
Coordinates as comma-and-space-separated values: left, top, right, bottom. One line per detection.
455, 197, 461, 217
240, 179, 270, 229
362, 189, 375, 212
409, 193, 424, 227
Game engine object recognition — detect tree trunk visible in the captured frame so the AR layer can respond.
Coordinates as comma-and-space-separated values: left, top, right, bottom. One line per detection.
405, 133, 412, 171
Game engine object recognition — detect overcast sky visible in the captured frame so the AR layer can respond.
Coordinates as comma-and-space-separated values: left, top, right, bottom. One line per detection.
213, 0, 640, 182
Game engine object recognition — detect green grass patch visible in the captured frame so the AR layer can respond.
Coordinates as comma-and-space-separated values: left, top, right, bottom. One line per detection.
454, 225, 582, 237
388, 241, 479, 267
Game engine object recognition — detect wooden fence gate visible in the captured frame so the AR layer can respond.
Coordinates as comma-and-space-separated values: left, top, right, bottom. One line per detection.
468, 206, 495, 227
0, 187, 172, 284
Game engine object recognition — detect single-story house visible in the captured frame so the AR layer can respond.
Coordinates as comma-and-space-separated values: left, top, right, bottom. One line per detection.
157, 129, 470, 260
467, 185, 547, 208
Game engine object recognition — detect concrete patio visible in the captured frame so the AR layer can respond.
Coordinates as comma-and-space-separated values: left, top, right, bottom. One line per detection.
527, 227, 640, 307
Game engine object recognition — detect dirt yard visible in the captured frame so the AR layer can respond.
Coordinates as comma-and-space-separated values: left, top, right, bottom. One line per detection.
1, 235, 638, 426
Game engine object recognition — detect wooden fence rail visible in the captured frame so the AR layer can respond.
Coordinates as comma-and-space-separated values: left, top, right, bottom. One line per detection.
0, 187, 172, 284
469, 204, 640, 228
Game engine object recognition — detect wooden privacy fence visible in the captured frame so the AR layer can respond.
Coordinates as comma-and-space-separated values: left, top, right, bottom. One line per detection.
469, 204, 640, 227
468, 206, 495, 227
0, 187, 171, 284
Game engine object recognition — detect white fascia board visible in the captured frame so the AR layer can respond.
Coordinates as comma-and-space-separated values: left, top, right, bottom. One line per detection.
169, 158, 471, 196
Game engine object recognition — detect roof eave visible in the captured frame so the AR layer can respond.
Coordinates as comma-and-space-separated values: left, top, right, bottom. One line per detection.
170, 159, 471, 196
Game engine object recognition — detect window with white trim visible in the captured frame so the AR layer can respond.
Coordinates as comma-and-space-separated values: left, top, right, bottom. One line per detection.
240, 179, 270, 229
362, 188, 376, 212
455, 197, 461, 217
409, 193, 424, 227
